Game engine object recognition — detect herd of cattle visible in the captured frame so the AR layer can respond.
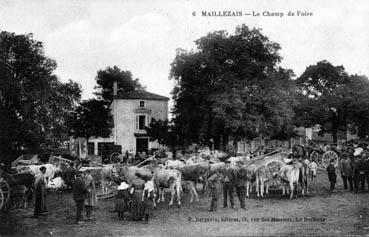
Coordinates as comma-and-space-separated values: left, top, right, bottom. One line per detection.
2, 147, 315, 210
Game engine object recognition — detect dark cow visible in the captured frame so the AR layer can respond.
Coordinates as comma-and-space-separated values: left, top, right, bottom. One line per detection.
3, 173, 35, 208
177, 162, 210, 193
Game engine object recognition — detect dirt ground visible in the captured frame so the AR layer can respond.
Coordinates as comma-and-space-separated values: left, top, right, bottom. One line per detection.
1, 171, 369, 237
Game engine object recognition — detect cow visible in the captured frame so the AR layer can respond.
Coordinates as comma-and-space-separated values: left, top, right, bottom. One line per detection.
152, 166, 182, 207
273, 163, 300, 199
177, 162, 210, 194
17, 164, 60, 184
2, 172, 35, 208
48, 177, 66, 190
100, 164, 120, 194
165, 160, 184, 169
255, 166, 274, 198
296, 160, 310, 196
118, 165, 153, 183
238, 164, 258, 198
182, 180, 199, 203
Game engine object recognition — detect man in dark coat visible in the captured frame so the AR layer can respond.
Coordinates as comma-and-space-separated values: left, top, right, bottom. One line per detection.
72, 171, 88, 224
208, 171, 221, 212
64, 163, 76, 190
357, 156, 366, 193
352, 156, 360, 193
222, 164, 234, 209
364, 153, 369, 192
234, 170, 246, 210
338, 153, 354, 191
327, 160, 337, 192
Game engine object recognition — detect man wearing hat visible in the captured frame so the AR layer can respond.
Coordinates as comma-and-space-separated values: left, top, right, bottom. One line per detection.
33, 166, 48, 218
338, 153, 354, 191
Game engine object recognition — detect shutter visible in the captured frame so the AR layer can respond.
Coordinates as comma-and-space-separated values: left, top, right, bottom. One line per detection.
146, 115, 151, 127
135, 115, 139, 130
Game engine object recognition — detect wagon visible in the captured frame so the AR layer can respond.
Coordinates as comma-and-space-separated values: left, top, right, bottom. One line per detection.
309, 148, 339, 169
0, 177, 10, 210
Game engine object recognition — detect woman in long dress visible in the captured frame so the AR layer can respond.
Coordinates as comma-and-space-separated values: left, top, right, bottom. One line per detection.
116, 181, 130, 220
129, 173, 145, 221
84, 170, 97, 221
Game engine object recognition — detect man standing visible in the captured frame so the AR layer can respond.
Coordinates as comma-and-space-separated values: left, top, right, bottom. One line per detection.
72, 171, 88, 224
364, 152, 369, 192
33, 166, 48, 218
222, 164, 234, 209
327, 160, 337, 193
357, 155, 366, 193
84, 170, 97, 221
208, 171, 221, 212
64, 163, 76, 190
234, 169, 246, 210
339, 153, 354, 191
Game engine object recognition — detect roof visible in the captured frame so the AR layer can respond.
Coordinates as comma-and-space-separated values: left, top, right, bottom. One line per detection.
114, 90, 169, 101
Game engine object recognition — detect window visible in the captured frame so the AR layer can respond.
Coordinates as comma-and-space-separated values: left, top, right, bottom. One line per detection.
137, 115, 146, 130
139, 101, 145, 108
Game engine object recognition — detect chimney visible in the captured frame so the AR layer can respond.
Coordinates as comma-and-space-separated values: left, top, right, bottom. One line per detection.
113, 81, 118, 96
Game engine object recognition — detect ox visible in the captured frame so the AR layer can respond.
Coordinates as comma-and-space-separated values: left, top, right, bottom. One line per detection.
238, 164, 258, 198
3, 172, 35, 208
177, 162, 210, 195
17, 164, 60, 184
152, 166, 182, 207
100, 164, 120, 194
165, 160, 184, 169
273, 163, 300, 199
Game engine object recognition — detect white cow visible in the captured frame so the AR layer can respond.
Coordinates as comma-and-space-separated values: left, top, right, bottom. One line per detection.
17, 164, 60, 184
165, 160, 184, 169
48, 177, 66, 190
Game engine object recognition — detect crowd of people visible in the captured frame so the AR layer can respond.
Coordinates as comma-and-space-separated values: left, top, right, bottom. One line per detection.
327, 145, 369, 194
28, 140, 369, 224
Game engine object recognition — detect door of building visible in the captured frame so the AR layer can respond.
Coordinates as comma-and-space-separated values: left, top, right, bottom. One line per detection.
136, 138, 148, 153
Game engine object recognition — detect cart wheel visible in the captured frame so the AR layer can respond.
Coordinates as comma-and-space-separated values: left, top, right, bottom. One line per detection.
0, 185, 4, 210
110, 152, 121, 163
322, 151, 339, 169
0, 178, 10, 209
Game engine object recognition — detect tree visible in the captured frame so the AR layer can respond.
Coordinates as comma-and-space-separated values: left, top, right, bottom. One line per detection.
295, 60, 350, 143
170, 25, 296, 149
334, 75, 369, 139
0, 31, 82, 154
145, 118, 182, 159
94, 65, 144, 101
69, 99, 113, 142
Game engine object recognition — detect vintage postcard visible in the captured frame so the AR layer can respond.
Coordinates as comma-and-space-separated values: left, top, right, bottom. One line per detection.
0, 0, 368, 236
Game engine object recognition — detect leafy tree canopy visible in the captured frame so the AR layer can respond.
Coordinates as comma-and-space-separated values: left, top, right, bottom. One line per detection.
69, 99, 113, 141
170, 24, 296, 148
0, 31, 81, 153
94, 65, 144, 101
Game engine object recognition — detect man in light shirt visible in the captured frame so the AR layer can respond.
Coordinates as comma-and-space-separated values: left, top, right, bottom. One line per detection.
33, 166, 48, 218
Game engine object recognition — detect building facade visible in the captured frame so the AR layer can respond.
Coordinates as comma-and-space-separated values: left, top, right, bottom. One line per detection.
86, 89, 169, 156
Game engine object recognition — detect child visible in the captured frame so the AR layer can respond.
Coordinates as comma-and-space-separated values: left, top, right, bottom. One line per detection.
116, 181, 130, 220
327, 159, 337, 192
310, 159, 318, 181
207, 171, 221, 212
142, 180, 156, 222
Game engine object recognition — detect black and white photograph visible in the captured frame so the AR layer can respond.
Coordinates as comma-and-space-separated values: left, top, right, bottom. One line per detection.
0, 0, 369, 236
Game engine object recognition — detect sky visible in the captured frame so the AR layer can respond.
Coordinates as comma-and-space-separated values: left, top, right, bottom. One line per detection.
0, 0, 368, 106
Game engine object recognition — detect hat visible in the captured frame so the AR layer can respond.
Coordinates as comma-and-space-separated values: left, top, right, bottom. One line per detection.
118, 181, 129, 190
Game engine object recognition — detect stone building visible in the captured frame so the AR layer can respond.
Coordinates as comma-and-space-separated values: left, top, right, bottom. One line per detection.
86, 84, 169, 156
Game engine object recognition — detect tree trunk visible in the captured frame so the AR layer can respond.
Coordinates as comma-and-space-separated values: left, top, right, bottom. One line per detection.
332, 129, 338, 145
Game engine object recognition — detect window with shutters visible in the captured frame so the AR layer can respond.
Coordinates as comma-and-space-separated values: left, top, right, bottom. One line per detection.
138, 115, 146, 130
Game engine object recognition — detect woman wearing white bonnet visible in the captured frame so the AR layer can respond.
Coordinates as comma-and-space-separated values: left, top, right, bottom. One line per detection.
116, 181, 130, 220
